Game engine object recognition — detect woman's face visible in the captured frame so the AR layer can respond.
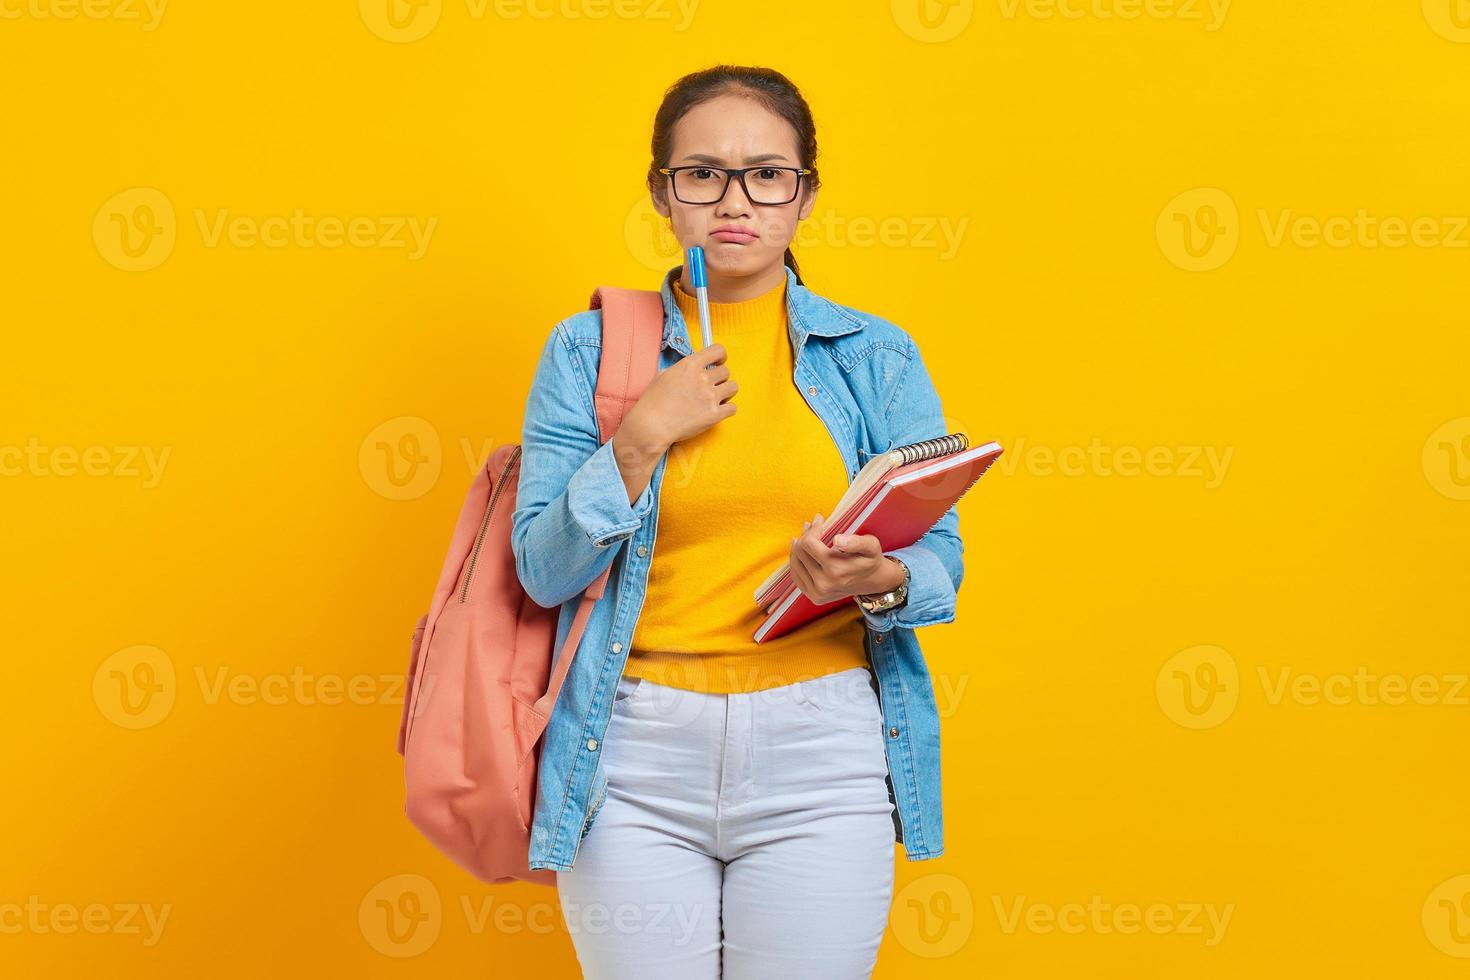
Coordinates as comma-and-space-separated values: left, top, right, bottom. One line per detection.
654, 93, 816, 281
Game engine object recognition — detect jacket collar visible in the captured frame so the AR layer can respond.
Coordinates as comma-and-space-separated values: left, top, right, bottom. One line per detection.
657, 263, 865, 355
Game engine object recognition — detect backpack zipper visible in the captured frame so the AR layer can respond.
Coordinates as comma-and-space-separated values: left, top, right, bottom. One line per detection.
459, 445, 521, 603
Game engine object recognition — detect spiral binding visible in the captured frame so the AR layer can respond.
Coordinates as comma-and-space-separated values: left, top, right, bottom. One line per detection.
895, 432, 968, 465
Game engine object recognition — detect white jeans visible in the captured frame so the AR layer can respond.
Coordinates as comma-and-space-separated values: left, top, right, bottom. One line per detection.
555, 665, 897, 979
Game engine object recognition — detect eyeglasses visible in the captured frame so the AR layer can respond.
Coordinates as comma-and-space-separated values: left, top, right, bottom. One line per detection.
658, 165, 813, 206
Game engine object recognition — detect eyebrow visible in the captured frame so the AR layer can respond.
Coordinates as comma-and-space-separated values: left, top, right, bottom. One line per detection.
678, 152, 793, 165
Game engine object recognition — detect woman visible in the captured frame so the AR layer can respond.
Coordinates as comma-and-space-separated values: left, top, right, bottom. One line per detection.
511, 65, 965, 979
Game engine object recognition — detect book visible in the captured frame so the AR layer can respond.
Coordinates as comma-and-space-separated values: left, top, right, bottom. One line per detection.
752, 433, 1003, 644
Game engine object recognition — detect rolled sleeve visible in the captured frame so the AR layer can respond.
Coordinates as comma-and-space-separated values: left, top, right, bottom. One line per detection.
858, 540, 958, 633
568, 435, 655, 549
860, 333, 967, 634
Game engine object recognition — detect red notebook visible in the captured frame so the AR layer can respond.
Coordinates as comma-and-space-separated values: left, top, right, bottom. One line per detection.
752, 435, 1003, 644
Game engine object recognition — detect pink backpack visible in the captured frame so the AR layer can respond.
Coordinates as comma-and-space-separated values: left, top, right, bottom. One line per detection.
395, 286, 664, 886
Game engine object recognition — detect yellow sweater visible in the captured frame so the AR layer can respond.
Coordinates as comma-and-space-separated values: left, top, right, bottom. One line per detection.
623, 272, 869, 694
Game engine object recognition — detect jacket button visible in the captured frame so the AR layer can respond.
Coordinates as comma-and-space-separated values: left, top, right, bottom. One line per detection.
587, 738, 598, 751
807, 385, 817, 395
637, 545, 647, 557
888, 727, 899, 738
611, 642, 623, 653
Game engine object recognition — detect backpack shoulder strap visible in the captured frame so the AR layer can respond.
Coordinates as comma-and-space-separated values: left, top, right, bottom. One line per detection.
588, 287, 664, 444
531, 286, 664, 720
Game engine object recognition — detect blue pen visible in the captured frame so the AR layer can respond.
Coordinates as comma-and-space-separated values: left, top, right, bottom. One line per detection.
686, 245, 714, 353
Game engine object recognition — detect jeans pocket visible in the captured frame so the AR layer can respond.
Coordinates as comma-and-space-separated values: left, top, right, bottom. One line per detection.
611, 674, 644, 712
796, 670, 882, 737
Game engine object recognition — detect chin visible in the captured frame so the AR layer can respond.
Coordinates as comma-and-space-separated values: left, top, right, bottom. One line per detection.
706, 247, 775, 276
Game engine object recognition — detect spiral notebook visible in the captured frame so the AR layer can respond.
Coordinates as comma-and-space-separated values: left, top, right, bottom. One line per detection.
752, 433, 1003, 644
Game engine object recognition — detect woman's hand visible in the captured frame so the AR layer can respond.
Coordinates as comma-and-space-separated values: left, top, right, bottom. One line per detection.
786, 514, 906, 605
622, 342, 737, 453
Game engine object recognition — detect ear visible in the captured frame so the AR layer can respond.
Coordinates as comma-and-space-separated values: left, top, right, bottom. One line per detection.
797, 185, 816, 221
650, 184, 672, 219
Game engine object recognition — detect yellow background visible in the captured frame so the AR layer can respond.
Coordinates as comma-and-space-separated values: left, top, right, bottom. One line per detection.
3, 0, 1469, 976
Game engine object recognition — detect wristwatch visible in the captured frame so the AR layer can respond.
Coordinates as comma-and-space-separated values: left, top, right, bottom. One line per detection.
855, 558, 910, 615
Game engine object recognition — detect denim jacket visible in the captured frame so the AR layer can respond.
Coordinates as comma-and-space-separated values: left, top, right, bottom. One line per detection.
512, 264, 964, 871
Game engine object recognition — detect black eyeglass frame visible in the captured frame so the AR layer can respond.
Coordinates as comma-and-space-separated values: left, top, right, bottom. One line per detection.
657, 165, 814, 206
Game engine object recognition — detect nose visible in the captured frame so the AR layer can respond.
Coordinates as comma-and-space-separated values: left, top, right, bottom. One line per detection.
715, 175, 754, 217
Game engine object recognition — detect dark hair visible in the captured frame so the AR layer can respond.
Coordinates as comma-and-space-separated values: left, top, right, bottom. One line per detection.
646, 65, 820, 285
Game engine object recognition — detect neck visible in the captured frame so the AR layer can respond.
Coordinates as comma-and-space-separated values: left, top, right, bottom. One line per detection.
678, 260, 787, 303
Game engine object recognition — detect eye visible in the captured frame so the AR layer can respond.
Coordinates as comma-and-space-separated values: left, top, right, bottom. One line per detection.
753, 168, 781, 181
690, 168, 718, 181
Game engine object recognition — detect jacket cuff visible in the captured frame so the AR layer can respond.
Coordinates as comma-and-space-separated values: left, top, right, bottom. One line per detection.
566, 436, 654, 549
858, 542, 957, 633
